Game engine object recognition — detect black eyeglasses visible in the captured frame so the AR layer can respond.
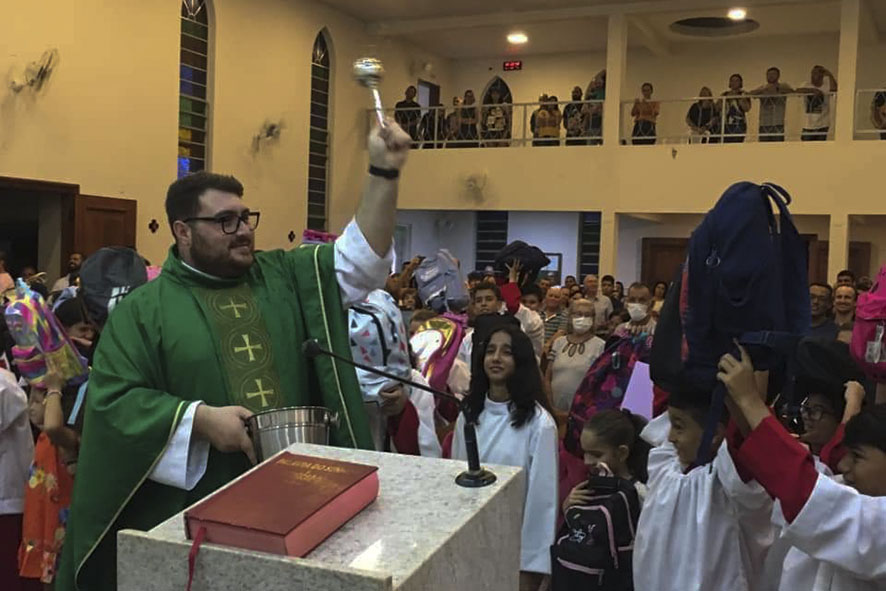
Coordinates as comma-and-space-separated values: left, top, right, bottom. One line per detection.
799, 399, 834, 422
183, 211, 260, 235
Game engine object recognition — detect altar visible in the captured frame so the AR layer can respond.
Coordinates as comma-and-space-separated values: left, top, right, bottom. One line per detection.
117, 443, 525, 590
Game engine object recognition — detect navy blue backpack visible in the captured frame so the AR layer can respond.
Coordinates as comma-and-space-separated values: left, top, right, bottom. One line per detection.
651, 182, 810, 462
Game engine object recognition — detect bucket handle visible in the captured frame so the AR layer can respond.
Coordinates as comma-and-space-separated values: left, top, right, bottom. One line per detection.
326, 412, 340, 430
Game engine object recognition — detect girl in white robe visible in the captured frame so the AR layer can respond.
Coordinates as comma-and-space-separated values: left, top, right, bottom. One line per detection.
451, 324, 558, 589
718, 346, 886, 591
633, 387, 773, 591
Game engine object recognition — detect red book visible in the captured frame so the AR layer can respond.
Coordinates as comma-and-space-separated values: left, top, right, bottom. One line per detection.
185, 452, 379, 558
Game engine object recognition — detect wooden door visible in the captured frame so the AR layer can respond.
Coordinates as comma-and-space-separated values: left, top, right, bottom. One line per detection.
809, 240, 872, 283
74, 194, 137, 257
641, 238, 688, 286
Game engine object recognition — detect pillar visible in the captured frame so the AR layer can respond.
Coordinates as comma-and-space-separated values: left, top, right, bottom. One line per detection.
828, 213, 849, 283
603, 13, 627, 147
599, 210, 619, 278
835, 0, 860, 143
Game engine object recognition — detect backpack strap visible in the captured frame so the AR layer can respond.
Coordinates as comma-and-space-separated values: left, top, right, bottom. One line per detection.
694, 330, 802, 466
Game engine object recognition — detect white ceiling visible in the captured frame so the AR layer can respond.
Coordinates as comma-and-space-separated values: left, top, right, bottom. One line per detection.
399, 18, 611, 59
318, 0, 881, 59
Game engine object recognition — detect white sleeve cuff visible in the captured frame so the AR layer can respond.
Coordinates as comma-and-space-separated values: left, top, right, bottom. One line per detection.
334, 218, 395, 308
149, 401, 210, 490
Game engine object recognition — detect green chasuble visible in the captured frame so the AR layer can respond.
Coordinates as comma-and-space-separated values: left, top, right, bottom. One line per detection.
57, 243, 374, 591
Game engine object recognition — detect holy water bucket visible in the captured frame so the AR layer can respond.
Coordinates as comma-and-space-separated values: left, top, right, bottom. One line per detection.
246, 406, 340, 462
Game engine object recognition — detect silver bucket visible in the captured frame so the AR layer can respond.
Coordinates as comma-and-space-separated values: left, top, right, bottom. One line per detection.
246, 406, 340, 462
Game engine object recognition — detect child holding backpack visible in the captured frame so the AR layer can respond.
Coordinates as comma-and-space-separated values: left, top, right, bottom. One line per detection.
553, 409, 650, 590
719, 344, 886, 590
451, 324, 558, 590
632, 384, 773, 591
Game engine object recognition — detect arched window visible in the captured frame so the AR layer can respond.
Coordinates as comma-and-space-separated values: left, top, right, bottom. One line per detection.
178, 1, 211, 178
307, 32, 331, 231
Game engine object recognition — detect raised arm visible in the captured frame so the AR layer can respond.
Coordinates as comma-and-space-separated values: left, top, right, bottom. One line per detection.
41, 372, 80, 452
354, 121, 411, 257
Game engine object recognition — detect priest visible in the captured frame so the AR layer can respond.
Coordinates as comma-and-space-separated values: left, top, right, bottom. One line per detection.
57, 121, 412, 591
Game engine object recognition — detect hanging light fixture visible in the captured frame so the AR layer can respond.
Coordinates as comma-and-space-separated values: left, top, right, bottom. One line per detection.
182, 0, 206, 20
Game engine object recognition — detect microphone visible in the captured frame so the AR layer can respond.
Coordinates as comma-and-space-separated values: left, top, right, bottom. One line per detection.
303, 339, 496, 488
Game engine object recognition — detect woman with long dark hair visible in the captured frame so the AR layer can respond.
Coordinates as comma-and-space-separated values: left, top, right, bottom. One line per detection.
452, 324, 557, 590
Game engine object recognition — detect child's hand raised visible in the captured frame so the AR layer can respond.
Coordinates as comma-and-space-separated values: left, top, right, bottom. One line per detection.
718, 342, 769, 431
717, 342, 759, 406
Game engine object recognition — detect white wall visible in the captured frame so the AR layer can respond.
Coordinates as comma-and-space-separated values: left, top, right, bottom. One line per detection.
850, 215, 886, 278
616, 213, 832, 283
395, 209, 584, 277
616, 214, 702, 284
507, 211, 580, 280
394, 210, 477, 271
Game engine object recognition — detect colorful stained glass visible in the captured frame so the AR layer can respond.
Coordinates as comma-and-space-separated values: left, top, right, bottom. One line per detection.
178, 156, 190, 178
180, 3, 210, 174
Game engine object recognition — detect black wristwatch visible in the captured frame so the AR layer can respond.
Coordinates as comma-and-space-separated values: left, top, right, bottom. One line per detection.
368, 165, 399, 179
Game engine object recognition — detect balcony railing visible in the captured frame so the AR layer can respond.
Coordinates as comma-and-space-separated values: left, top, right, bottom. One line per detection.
377, 101, 605, 148
372, 91, 867, 148
855, 89, 886, 140
620, 92, 837, 145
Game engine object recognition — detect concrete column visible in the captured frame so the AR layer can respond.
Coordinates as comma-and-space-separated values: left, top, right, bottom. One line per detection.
835, 0, 860, 142
603, 13, 627, 147
828, 213, 849, 283
599, 210, 619, 277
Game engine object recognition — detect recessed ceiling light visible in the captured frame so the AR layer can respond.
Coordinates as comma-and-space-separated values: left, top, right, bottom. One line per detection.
507, 32, 528, 45
727, 7, 747, 20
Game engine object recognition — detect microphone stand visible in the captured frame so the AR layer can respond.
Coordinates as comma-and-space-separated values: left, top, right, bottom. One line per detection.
303, 339, 496, 488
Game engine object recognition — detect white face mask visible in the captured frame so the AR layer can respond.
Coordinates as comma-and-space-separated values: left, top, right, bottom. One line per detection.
572, 316, 593, 334
626, 302, 649, 322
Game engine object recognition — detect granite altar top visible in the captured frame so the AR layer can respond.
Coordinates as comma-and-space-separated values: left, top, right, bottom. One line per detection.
148, 443, 524, 584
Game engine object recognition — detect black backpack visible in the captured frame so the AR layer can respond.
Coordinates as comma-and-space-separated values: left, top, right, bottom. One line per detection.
551, 475, 641, 591
492, 241, 550, 285
650, 182, 810, 463
79, 247, 148, 326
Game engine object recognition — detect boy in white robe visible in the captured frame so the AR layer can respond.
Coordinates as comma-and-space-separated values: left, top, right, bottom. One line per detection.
719, 346, 886, 591
633, 385, 773, 591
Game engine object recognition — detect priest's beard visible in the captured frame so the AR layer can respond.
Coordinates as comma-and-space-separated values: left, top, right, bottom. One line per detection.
189, 229, 255, 278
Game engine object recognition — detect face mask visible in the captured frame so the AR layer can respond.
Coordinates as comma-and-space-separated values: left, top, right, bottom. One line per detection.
626, 303, 648, 322
572, 317, 593, 334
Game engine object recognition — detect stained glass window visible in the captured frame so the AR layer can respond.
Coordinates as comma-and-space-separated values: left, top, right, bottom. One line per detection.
307, 32, 331, 231
178, 2, 210, 177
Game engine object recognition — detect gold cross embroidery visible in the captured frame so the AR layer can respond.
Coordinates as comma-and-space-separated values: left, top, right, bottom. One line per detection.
233, 334, 263, 362
220, 298, 249, 319
246, 378, 275, 408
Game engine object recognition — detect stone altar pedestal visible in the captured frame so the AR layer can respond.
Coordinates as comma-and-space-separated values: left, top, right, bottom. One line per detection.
118, 443, 525, 591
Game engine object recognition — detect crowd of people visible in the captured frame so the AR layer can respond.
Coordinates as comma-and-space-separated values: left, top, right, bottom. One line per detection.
2, 116, 886, 591
385, 242, 884, 591
390, 63, 886, 147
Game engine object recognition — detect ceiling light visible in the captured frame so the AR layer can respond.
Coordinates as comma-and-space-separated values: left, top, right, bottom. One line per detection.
507, 32, 528, 45
727, 7, 747, 21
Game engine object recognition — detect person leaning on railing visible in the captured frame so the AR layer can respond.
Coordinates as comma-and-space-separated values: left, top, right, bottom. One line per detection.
444, 96, 462, 147
870, 89, 886, 140
536, 96, 562, 147
481, 88, 511, 148
564, 86, 589, 146
458, 90, 479, 148
721, 73, 751, 143
686, 87, 721, 144
631, 82, 659, 145
796, 65, 837, 142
